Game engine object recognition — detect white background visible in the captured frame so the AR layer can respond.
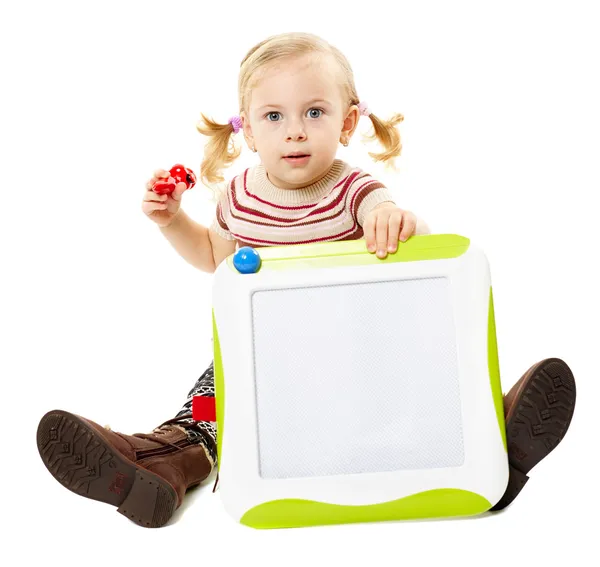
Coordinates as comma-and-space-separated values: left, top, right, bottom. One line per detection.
1, 0, 598, 565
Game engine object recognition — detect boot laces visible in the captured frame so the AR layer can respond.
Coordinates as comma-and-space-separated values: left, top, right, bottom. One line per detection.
132, 412, 195, 451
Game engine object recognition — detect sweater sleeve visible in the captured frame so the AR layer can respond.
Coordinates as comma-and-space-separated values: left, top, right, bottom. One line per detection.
350, 171, 397, 227
209, 183, 236, 241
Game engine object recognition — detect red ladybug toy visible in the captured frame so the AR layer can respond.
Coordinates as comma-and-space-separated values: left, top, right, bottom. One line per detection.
152, 164, 197, 195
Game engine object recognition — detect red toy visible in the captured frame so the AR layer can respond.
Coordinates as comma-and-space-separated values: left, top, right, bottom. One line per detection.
152, 164, 197, 195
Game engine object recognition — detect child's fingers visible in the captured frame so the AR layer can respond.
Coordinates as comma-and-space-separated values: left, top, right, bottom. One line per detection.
387, 212, 403, 252
375, 214, 389, 258
142, 200, 168, 215
170, 182, 187, 202
399, 216, 416, 242
363, 216, 376, 253
153, 169, 170, 179
144, 190, 168, 203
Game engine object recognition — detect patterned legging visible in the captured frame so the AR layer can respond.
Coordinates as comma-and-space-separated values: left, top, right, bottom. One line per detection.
175, 361, 218, 465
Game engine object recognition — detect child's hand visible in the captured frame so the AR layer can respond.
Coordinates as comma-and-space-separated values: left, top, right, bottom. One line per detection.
364, 203, 417, 259
142, 169, 188, 228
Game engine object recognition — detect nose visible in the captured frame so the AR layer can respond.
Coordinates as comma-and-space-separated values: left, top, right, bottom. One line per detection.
285, 118, 307, 142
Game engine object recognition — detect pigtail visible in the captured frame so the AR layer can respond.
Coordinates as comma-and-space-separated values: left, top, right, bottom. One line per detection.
362, 112, 404, 168
196, 113, 242, 187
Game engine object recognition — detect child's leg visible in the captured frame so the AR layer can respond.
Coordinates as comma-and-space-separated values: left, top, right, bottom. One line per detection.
36, 361, 217, 528
491, 358, 576, 511
173, 361, 218, 466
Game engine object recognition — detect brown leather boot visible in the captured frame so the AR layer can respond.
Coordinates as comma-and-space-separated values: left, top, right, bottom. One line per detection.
36, 410, 215, 528
491, 358, 576, 511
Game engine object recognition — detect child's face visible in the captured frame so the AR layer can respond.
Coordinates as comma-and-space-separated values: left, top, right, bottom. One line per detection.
242, 54, 358, 189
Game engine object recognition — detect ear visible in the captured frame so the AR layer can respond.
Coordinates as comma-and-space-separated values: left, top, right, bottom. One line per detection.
240, 110, 254, 146
340, 104, 360, 143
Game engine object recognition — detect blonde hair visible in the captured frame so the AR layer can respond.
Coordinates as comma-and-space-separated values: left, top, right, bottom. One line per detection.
196, 32, 404, 187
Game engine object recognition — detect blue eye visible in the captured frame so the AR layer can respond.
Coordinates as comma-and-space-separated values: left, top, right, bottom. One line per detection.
308, 108, 323, 118
267, 112, 281, 121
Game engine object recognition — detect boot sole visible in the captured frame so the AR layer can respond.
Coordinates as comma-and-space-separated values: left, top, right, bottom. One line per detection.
37, 410, 178, 528
492, 358, 576, 510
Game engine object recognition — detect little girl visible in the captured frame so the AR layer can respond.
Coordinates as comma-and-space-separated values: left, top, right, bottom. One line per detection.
37, 31, 576, 528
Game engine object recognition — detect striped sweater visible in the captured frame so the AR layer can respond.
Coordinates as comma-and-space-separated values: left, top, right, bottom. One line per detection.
210, 159, 397, 248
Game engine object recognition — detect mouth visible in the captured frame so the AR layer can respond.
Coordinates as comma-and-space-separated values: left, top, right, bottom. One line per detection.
283, 152, 311, 159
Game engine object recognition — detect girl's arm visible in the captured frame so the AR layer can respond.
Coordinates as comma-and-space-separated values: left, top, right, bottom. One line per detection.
209, 227, 238, 270
159, 209, 235, 272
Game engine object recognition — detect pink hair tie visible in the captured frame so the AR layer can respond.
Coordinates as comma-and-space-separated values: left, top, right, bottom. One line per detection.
228, 115, 243, 133
358, 101, 371, 117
